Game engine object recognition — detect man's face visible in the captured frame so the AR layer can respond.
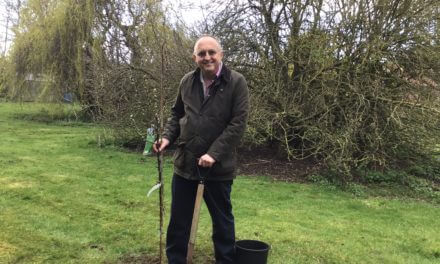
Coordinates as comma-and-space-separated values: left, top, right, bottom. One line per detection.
193, 37, 224, 77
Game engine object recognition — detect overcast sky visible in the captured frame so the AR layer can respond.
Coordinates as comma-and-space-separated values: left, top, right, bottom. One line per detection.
163, 0, 212, 27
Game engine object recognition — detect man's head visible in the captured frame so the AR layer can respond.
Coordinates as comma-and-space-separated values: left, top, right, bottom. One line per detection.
193, 35, 224, 78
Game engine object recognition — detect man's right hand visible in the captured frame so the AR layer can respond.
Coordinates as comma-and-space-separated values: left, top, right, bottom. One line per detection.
153, 138, 170, 153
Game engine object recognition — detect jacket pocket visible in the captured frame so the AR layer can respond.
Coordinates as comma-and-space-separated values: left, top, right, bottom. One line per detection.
179, 115, 191, 140
174, 142, 197, 175
173, 143, 185, 168
212, 152, 236, 175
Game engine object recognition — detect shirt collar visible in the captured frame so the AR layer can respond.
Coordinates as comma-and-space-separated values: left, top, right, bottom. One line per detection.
215, 62, 223, 77
193, 63, 231, 84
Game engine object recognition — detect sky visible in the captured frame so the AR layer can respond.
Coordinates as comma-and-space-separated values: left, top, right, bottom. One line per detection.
163, 0, 212, 27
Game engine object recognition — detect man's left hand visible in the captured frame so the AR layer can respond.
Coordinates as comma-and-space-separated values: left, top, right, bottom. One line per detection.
198, 154, 216, 167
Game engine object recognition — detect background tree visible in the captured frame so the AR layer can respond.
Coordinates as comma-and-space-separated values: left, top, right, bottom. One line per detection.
0, 0, 23, 96
5, 0, 94, 102
0, 0, 23, 55
201, 0, 440, 177
87, 0, 194, 146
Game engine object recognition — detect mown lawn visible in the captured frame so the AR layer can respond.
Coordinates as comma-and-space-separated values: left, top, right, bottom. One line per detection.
1, 102, 439, 264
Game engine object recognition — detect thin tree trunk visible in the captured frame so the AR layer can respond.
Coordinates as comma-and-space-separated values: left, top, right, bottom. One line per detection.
155, 41, 166, 264
3, 16, 9, 56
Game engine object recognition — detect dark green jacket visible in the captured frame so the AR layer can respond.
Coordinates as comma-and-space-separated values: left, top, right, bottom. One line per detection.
163, 65, 249, 181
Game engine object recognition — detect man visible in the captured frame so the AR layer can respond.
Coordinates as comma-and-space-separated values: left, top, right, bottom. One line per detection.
153, 35, 249, 264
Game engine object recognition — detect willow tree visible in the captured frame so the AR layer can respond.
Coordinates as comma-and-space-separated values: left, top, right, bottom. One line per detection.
6, 0, 94, 103
202, 0, 440, 176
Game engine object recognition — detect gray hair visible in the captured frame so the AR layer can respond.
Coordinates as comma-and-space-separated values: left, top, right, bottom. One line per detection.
193, 34, 223, 55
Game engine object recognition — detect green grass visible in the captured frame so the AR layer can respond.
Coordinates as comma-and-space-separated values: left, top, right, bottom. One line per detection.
1, 102, 440, 264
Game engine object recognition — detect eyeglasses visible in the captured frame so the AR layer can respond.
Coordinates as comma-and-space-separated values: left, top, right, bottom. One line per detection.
196, 49, 218, 57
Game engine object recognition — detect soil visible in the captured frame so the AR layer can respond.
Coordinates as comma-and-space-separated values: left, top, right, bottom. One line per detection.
117, 254, 160, 264
117, 253, 214, 264
236, 146, 322, 182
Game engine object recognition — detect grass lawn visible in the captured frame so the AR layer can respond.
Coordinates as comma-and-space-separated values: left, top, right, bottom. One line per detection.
1, 102, 439, 264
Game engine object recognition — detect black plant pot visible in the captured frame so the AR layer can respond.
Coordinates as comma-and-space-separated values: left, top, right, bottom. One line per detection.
235, 240, 270, 264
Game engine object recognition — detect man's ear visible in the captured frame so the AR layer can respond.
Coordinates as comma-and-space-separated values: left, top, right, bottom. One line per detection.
192, 54, 196, 62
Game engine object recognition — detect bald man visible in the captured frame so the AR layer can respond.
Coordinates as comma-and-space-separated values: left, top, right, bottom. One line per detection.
154, 35, 249, 264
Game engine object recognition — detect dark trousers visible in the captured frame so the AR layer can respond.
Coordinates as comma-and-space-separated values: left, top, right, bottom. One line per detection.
166, 174, 235, 264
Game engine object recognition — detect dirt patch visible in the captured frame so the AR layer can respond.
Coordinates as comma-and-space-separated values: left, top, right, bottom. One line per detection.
116, 253, 214, 264
116, 254, 160, 264
237, 146, 322, 182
